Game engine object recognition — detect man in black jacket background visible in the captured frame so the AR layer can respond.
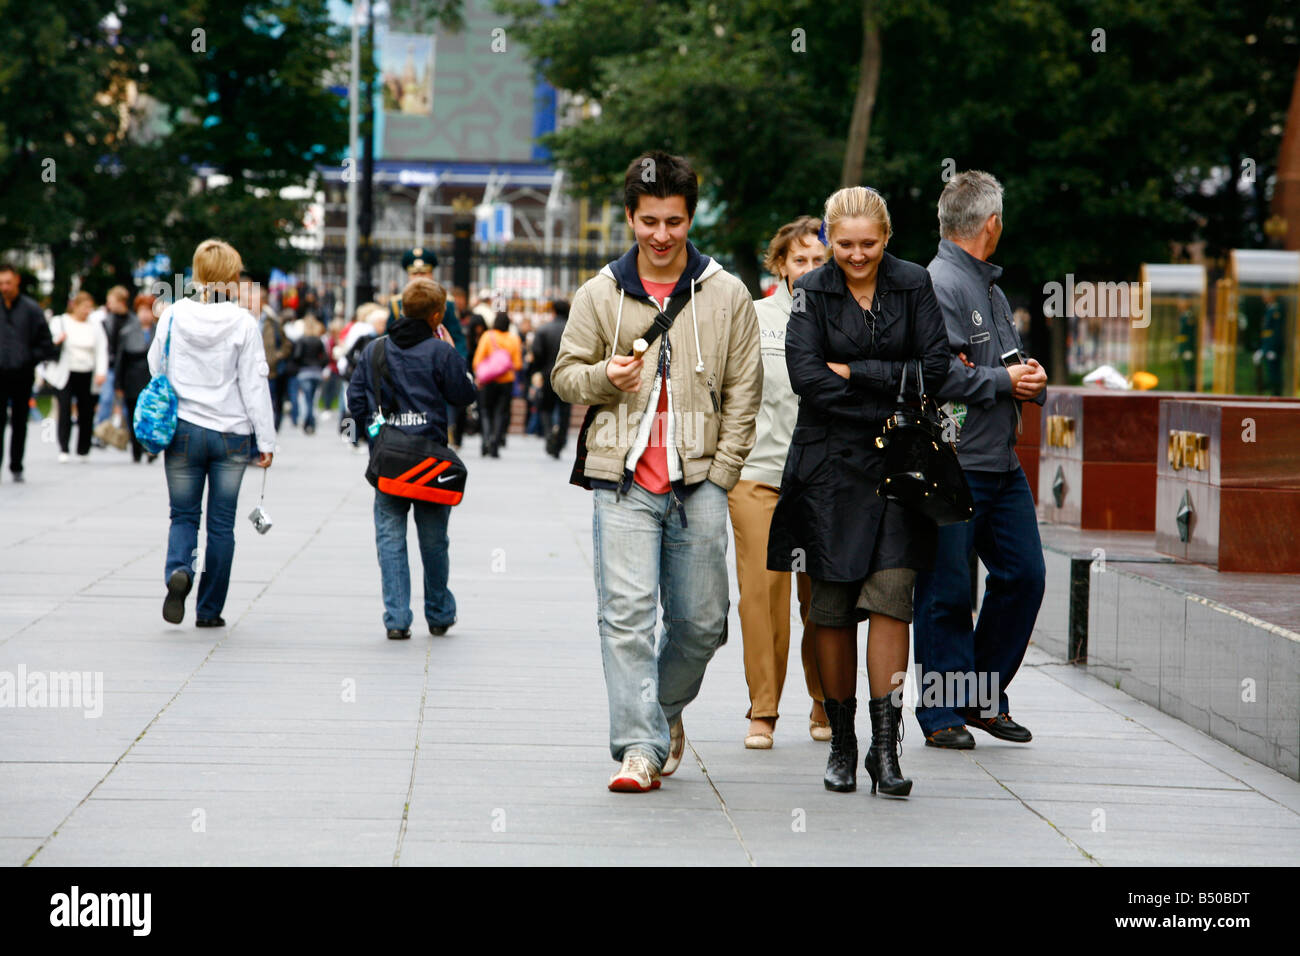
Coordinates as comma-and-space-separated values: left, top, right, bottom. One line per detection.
529, 298, 570, 458
0, 264, 56, 482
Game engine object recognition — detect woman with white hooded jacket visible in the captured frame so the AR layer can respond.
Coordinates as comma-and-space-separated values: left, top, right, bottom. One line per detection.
148, 239, 276, 628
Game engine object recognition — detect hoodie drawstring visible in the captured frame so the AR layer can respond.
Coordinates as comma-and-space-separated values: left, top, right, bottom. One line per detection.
689, 278, 704, 373
611, 288, 626, 358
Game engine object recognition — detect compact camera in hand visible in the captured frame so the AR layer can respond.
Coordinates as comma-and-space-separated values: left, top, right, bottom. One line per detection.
247, 506, 273, 535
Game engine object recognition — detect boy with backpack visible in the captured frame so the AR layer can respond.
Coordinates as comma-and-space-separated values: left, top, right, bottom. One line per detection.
347, 279, 477, 640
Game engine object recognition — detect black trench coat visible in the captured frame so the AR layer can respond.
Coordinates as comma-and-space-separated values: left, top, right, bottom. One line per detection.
766, 253, 950, 581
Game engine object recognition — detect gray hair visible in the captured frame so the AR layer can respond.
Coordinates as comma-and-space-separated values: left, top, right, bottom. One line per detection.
938, 170, 1003, 240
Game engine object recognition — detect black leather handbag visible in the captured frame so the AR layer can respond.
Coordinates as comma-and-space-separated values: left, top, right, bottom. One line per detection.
875, 360, 973, 526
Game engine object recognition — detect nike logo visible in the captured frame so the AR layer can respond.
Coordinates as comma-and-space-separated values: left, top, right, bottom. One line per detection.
436, 473, 457, 483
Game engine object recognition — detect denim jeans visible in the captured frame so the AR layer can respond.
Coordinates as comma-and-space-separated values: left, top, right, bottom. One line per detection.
912, 466, 1046, 735
164, 418, 251, 620
592, 480, 730, 766
94, 368, 116, 425
373, 489, 456, 631
296, 371, 321, 429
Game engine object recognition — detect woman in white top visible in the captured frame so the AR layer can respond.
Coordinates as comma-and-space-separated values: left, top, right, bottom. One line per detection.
149, 239, 276, 628
47, 291, 109, 460
728, 217, 828, 749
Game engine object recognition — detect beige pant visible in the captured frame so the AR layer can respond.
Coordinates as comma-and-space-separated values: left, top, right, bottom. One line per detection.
728, 479, 823, 721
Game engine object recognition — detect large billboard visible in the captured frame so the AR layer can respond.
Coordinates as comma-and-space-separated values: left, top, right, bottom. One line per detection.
376, 3, 553, 164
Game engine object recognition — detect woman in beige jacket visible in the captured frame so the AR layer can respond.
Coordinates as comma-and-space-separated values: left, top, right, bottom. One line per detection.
730, 217, 829, 748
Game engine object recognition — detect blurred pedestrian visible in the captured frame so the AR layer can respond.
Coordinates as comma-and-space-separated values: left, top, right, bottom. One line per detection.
528, 298, 571, 458
92, 285, 132, 430
115, 293, 160, 463
48, 292, 109, 462
729, 216, 827, 749
292, 314, 329, 434
471, 312, 522, 457
0, 263, 57, 482
154, 239, 275, 628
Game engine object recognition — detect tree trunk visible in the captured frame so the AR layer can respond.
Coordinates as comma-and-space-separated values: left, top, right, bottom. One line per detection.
730, 241, 762, 298
50, 239, 74, 311
840, 0, 882, 188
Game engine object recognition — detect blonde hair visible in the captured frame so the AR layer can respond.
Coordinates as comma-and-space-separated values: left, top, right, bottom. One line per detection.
823, 187, 892, 242
191, 239, 243, 303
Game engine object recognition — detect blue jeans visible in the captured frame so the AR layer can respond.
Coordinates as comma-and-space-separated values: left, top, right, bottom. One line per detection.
373, 490, 456, 631
296, 371, 321, 429
164, 419, 251, 619
912, 466, 1046, 735
95, 368, 115, 425
592, 480, 730, 766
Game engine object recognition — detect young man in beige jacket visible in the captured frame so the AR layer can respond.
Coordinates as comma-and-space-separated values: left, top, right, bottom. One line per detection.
552, 151, 762, 793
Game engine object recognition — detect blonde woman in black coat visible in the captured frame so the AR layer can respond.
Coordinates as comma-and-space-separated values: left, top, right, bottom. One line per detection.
768, 187, 949, 797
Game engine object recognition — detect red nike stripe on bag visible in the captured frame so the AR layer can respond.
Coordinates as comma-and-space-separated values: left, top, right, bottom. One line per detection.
394, 457, 436, 483
377, 477, 462, 505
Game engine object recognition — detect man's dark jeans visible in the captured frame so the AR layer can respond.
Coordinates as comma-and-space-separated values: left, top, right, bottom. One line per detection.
912, 466, 1045, 735
0, 367, 34, 474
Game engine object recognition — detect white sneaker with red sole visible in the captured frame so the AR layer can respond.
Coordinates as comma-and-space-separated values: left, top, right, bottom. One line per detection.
608, 751, 661, 792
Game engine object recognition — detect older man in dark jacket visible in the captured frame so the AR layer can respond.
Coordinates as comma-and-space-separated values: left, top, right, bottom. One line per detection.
0, 264, 56, 481
914, 171, 1047, 750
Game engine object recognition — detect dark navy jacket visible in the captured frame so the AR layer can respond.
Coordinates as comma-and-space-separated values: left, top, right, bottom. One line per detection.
346, 317, 477, 446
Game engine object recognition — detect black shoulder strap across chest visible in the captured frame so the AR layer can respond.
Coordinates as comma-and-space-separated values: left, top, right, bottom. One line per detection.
368, 336, 395, 416
629, 286, 690, 354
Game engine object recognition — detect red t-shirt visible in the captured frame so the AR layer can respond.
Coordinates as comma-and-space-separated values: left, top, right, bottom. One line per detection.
632, 279, 677, 494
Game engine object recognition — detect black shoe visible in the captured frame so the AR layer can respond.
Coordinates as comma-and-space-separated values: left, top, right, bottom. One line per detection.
10, 472, 23, 483
958, 709, 1033, 743
386, 628, 411, 640
925, 725, 976, 749
822, 696, 858, 792
147, 453, 158, 463
865, 695, 912, 797
429, 621, 454, 636
304, 424, 315, 435
163, 569, 192, 625
196, 617, 226, 628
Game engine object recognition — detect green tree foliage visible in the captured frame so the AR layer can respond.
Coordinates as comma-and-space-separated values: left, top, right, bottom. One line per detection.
0, 0, 350, 301
499, 0, 1297, 300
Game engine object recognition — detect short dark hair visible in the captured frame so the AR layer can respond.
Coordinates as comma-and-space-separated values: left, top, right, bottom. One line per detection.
492, 311, 510, 333
551, 298, 570, 320
0, 263, 18, 276
624, 151, 698, 218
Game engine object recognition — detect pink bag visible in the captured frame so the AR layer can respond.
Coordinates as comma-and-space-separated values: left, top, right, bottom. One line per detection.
475, 336, 513, 385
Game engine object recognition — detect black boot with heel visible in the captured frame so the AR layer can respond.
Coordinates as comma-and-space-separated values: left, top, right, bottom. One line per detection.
822, 697, 858, 792
865, 695, 912, 797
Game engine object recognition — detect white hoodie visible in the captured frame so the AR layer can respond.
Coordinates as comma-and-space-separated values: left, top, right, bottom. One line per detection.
147, 298, 276, 452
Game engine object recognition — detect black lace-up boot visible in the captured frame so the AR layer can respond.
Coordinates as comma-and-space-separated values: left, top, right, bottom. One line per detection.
865, 694, 912, 797
822, 697, 858, 792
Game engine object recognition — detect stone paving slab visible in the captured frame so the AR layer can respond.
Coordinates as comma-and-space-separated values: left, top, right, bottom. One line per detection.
2, 422, 1298, 866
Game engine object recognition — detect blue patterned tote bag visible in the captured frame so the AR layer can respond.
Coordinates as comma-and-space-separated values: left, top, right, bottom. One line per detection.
132, 311, 179, 454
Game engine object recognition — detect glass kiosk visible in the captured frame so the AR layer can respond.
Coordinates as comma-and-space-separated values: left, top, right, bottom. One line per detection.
1212, 249, 1300, 396
1131, 263, 1208, 391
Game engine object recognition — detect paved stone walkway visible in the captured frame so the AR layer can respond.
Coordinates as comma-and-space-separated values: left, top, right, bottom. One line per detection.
2, 419, 1298, 865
